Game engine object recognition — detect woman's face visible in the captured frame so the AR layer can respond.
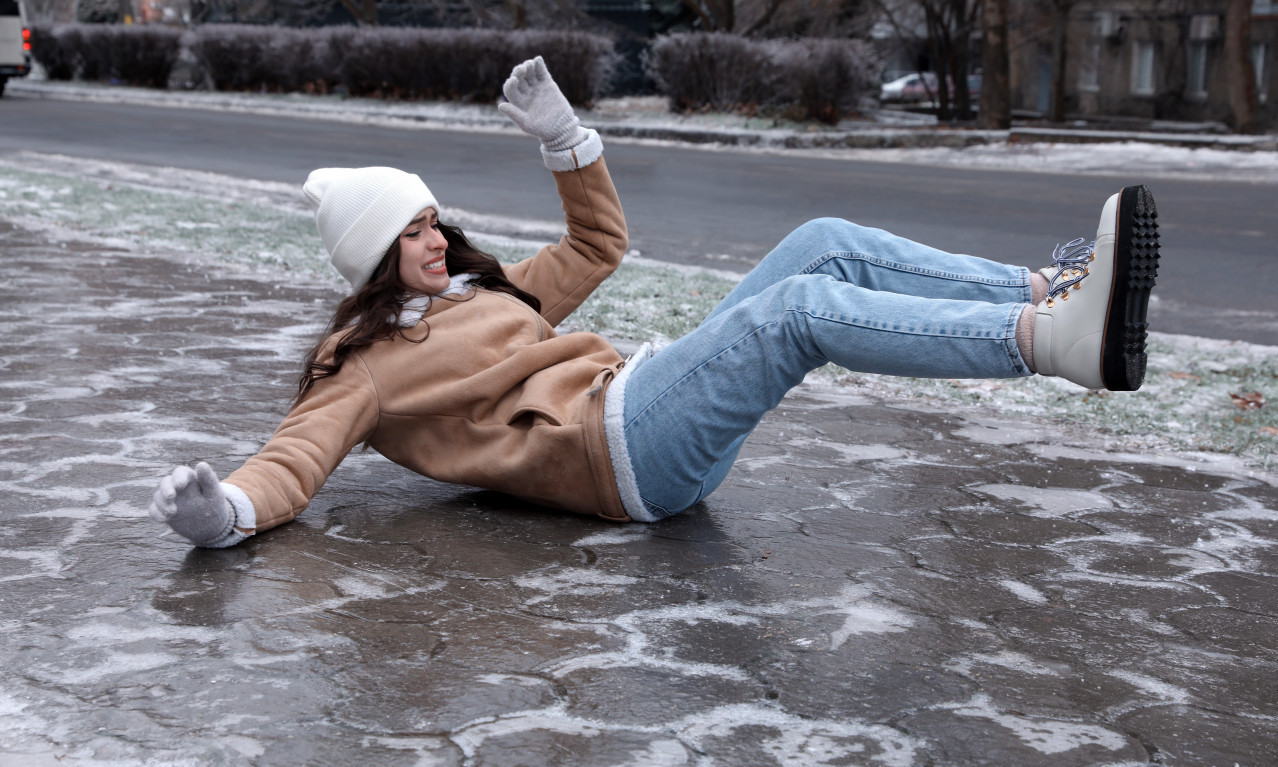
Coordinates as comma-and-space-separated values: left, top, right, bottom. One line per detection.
396, 207, 450, 294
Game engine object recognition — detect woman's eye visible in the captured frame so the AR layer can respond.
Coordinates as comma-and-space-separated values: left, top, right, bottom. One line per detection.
404, 231, 420, 239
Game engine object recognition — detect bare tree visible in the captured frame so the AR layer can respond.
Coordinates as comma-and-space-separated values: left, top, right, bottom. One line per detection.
874, 0, 981, 120
24, 0, 79, 22
979, 0, 1009, 128
681, 0, 787, 35
756, 0, 877, 38
1046, 0, 1081, 123
1223, 0, 1259, 133
338, 0, 377, 25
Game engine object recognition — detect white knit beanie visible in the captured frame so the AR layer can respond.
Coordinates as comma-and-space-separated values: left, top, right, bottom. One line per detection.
303, 167, 439, 290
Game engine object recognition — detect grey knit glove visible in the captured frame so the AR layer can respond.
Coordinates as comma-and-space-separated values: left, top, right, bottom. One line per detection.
149, 462, 236, 546
498, 56, 589, 152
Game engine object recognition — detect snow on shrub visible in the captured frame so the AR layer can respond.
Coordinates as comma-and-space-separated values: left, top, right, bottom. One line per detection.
647, 33, 879, 124
28, 23, 182, 88
772, 38, 879, 124
187, 25, 614, 105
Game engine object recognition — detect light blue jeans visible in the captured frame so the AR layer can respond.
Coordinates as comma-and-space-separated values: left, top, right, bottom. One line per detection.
620, 217, 1034, 520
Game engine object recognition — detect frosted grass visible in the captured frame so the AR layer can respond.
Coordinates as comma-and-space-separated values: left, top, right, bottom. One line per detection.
1, 160, 1275, 467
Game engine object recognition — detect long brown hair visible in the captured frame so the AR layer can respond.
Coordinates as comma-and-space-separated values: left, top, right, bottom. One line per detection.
295, 223, 541, 404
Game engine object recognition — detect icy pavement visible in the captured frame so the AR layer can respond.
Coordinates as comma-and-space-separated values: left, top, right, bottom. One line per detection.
3, 211, 1278, 763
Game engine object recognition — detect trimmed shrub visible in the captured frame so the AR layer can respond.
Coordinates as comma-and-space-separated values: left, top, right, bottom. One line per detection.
647, 33, 772, 114
31, 23, 615, 104
28, 25, 75, 80
187, 25, 613, 105
28, 23, 182, 87
771, 38, 878, 124
108, 26, 184, 88
648, 33, 879, 124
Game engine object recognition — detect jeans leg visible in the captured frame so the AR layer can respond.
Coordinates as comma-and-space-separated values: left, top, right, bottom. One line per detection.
623, 273, 1031, 520
706, 218, 1033, 323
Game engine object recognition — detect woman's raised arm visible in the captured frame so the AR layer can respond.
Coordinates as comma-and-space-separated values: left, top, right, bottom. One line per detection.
497, 57, 628, 326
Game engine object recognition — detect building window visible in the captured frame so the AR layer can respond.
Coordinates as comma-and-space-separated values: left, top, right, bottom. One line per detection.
1255, 43, 1269, 104
1132, 42, 1156, 95
1080, 41, 1101, 91
1187, 41, 1209, 98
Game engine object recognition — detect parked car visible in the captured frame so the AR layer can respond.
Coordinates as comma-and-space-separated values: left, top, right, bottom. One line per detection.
881, 72, 983, 105
880, 73, 931, 103
0, 0, 30, 97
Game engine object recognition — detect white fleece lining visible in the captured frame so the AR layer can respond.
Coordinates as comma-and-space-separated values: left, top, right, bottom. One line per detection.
201, 482, 258, 549
603, 342, 661, 523
542, 129, 603, 172
392, 273, 479, 327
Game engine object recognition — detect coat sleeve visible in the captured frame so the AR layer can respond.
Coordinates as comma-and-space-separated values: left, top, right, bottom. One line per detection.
502, 156, 629, 327
224, 351, 380, 532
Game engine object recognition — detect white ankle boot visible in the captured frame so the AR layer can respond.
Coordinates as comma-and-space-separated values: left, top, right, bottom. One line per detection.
1032, 185, 1160, 391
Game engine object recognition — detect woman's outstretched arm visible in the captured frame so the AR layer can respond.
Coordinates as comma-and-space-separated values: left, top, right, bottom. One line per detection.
497, 56, 628, 326
149, 344, 380, 547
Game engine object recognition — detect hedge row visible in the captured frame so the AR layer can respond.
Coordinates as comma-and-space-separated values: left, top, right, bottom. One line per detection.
28, 24, 182, 88
647, 33, 879, 124
30, 23, 615, 105
27, 24, 880, 121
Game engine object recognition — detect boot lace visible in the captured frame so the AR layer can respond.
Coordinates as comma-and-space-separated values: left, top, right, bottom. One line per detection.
1044, 237, 1095, 308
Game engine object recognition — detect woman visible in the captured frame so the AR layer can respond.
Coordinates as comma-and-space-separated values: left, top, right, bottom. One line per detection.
149, 57, 1160, 547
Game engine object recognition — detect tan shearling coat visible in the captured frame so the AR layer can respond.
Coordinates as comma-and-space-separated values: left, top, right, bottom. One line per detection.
226, 157, 630, 531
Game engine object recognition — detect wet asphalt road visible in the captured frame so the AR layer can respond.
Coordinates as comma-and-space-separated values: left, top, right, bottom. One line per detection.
2, 213, 1277, 765
1, 95, 1277, 345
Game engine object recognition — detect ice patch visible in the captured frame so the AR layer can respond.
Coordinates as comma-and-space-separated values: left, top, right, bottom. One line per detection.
805, 440, 908, 463
678, 703, 922, 767
65, 621, 219, 645
514, 568, 641, 605
39, 650, 179, 685
946, 651, 1061, 677
451, 701, 921, 767
361, 736, 457, 767
953, 420, 1053, 446
972, 484, 1113, 517
333, 575, 394, 600
1106, 669, 1191, 704
572, 527, 652, 547
613, 739, 690, 767
944, 693, 1128, 754
998, 579, 1049, 605
544, 585, 912, 681
0, 549, 64, 582
477, 674, 547, 688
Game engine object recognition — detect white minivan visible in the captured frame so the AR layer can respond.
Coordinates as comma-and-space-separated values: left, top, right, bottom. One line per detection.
0, 0, 30, 97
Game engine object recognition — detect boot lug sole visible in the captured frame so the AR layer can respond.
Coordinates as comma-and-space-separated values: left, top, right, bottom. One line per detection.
1102, 185, 1161, 391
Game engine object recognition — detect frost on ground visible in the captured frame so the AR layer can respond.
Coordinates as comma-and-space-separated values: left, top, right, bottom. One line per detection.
1, 152, 1275, 467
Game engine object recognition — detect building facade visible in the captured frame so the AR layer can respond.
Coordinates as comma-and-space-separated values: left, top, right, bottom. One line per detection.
1010, 0, 1274, 129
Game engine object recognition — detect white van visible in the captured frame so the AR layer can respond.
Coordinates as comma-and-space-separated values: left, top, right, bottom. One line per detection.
0, 0, 30, 97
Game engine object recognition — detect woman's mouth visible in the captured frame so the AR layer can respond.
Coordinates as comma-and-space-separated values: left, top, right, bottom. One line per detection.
423, 256, 446, 273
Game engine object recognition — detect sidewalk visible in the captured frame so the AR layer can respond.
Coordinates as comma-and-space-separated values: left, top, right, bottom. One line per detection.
11, 77, 1278, 153
1, 211, 1276, 765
